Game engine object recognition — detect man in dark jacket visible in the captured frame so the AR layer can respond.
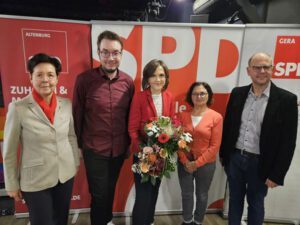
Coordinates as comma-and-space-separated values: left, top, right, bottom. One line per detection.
219, 52, 298, 225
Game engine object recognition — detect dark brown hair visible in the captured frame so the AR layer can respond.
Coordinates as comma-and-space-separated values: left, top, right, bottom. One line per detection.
142, 59, 170, 91
186, 82, 213, 107
97, 30, 123, 50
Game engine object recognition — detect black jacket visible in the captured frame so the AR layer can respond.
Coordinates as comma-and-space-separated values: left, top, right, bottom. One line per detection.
219, 82, 298, 185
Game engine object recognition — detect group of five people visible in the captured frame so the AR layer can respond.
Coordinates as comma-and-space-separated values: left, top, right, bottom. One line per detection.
2, 30, 298, 225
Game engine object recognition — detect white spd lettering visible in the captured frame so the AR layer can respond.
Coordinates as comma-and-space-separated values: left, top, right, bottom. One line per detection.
274, 62, 300, 76
279, 38, 296, 44
10, 86, 32, 95
25, 32, 51, 38
11, 97, 22, 102
175, 101, 187, 113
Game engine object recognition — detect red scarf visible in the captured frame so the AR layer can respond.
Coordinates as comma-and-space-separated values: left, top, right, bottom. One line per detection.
32, 88, 57, 124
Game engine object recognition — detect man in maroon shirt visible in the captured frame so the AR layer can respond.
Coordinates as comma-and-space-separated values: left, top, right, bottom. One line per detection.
73, 30, 134, 225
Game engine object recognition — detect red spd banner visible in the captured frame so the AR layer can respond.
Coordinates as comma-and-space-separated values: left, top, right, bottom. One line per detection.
0, 17, 92, 214
22, 29, 69, 74
91, 23, 245, 212
273, 36, 300, 79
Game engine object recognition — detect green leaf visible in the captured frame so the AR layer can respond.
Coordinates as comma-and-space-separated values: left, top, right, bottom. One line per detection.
141, 175, 149, 183
151, 176, 156, 186
164, 171, 171, 178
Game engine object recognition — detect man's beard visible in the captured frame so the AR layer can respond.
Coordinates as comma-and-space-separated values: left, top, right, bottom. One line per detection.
102, 67, 118, 74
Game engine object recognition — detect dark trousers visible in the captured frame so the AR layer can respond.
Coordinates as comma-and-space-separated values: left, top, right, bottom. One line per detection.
226, 151, 268, 225
178, 161, 216, 224
22, 178, 74, 225
83, 150, 125, 225
132, 156, 161, 225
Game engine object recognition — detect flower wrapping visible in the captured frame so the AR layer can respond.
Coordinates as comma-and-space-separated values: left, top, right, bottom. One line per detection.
132, 116, 193, 185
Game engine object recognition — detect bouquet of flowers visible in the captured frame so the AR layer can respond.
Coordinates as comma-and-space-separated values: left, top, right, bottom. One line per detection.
132, 116, 193, 185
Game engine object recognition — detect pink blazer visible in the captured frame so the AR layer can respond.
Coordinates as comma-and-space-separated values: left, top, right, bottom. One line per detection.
128, 89, 175, 153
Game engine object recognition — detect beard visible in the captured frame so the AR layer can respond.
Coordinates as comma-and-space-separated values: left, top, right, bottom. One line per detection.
102, 66, 118, 74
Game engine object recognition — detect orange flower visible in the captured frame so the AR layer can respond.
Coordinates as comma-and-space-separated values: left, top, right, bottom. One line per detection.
140, 162, 150, 173
158, 133, 170, 143
148, 153, 157, 165
159, 148, 168, 158
146, 122, 153, 129
178, 139, 187, 149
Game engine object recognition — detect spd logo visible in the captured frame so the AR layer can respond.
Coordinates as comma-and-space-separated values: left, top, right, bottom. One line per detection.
273, 36, 300, 79
22, 29, 69, 74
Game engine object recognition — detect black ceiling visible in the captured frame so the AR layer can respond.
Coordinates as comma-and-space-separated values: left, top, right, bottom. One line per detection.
1, 0, 299, 23
0, 0, 150, 21
0, 0, 268, 23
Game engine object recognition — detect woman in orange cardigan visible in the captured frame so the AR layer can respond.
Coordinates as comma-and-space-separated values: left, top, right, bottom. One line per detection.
178, 82, 223, 225
128, 59, 175, 225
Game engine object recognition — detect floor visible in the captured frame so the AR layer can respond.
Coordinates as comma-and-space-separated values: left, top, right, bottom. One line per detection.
0, 213, 295, 225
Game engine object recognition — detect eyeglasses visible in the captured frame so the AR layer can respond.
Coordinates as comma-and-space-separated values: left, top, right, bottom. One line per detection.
251, 65, 273, 72
192, 92, 208, 98
100, 50, 122, 59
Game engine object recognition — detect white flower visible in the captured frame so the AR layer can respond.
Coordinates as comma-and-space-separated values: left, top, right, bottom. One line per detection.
181, 132, 193, 143
147, 131, 154, 136
138, 152, 143, 158
131, 164, 141, 174
150, 125, 159, 132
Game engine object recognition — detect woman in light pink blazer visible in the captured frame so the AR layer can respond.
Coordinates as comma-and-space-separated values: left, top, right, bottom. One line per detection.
2, 53, 80, 225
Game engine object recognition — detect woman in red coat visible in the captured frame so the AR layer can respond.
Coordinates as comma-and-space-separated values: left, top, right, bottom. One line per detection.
128, 59, 175, 225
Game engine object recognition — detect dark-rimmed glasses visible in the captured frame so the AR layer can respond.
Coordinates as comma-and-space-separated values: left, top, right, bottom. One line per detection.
192, 92, 208, 98
251, 65, 273, 72
100, 50, 122, 59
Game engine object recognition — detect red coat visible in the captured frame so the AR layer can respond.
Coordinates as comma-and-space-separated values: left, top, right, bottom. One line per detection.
128, 89, 175, 153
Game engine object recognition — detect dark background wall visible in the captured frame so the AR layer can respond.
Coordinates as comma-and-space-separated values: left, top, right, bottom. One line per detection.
0, 0, 299, 24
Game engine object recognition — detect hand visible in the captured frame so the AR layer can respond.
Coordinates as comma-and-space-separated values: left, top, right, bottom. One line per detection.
265, 179, 278, 188
185, 161, 197, 173
7, 190, 23, 201
183, 160, 191, 173
78, 148, 83, 159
